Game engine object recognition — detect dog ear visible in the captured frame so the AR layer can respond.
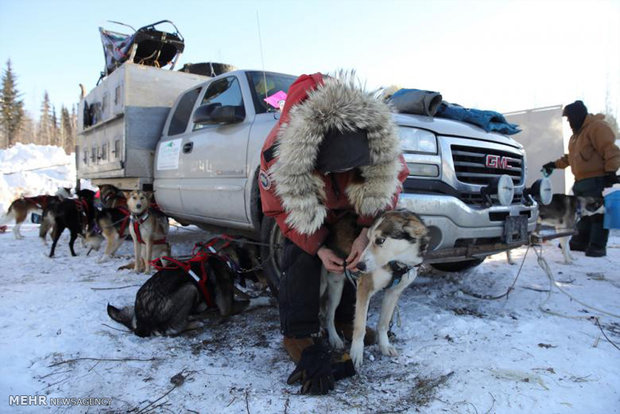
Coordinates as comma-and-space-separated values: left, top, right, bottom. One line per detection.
122, 191, 132, 200
145, 191, 154, 202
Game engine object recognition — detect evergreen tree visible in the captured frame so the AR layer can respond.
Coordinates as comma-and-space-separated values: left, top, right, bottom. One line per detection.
38, 91, 52, 145
51, 106, 59, 146
0, 59, 24, 148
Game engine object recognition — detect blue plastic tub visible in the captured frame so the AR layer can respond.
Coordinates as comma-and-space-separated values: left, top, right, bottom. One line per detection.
604, 190, 620, 229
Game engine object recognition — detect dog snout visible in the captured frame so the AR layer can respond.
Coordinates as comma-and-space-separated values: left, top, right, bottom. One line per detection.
356, 261, 367, 272
136, 203, 142, 210
420, 236, 430, 254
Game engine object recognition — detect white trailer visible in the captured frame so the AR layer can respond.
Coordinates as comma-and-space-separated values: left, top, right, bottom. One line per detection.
504, 105, 574, 194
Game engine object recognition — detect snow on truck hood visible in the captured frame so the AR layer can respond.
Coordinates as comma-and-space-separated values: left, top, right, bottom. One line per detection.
393, 113, 523, 149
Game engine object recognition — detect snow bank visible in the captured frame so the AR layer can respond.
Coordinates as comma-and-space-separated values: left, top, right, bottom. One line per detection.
0, 143, 76, 213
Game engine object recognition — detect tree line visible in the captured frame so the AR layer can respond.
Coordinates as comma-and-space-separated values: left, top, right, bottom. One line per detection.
0, 59, 77, 155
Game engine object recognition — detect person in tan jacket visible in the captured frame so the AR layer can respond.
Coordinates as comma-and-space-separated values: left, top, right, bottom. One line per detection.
542, 100, 620, 257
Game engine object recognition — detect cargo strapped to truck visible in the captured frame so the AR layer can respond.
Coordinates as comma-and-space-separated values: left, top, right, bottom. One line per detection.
99, 20, 185, 79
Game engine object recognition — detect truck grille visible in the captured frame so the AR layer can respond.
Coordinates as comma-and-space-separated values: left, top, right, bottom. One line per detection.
451, 145, 523, 186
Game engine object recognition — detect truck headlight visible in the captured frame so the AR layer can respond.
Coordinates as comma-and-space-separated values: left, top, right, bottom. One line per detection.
399, 127, 437, 154
406, 163, 439, 177
497, 174, 515, 206
526, 178, 553, 205
481, 174, 514, 206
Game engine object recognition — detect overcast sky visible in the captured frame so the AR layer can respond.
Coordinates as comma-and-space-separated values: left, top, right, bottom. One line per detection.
1, 0, 619, 121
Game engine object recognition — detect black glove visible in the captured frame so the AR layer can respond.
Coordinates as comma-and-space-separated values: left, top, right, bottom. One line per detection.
331, 354, 356, 381
604, 172, 618, 188
542, 162, 555, 176
287, 343, 335, 395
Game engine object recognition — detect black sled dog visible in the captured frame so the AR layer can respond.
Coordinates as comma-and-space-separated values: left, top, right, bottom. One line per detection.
107, 250, 252, 337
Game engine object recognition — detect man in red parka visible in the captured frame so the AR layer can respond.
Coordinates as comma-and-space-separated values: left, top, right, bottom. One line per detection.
259, 72, 409, 394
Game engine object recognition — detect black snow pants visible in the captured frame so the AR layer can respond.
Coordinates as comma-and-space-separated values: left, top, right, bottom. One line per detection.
571, 176, 609, 250
278, 238, 356, 338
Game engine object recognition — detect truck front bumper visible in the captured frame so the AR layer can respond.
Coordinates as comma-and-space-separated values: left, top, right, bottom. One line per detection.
398, 193, 538, 263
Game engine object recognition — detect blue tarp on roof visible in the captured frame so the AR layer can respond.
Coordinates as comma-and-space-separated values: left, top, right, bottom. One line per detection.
436, 102, 521, 135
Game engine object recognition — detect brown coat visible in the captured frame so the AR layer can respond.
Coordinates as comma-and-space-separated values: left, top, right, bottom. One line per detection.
554, 114, 620, 181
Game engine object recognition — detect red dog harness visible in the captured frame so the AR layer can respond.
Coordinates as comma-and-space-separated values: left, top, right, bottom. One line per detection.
150, 236, 239, 307
151, 252, 215, 307
116, 207, 130, 238
74, 198, 90, 232
130, 211, 167, 245
26, 195, 52, 209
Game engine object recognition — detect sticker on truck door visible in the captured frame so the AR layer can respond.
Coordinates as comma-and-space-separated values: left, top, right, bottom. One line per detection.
157, 139, 182, 170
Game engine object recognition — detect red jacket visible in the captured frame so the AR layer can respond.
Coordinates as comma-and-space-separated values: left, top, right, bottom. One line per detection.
259, 73, 409, 255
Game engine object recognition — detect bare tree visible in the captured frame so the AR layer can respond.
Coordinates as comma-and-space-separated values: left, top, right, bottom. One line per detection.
61, 105, 74, 154
15, 112, 36, 144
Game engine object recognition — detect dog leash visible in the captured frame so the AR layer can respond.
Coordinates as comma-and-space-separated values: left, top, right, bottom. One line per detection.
343, 263, 359, 288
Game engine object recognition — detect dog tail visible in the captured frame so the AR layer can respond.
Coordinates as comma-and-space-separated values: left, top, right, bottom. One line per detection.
107, 304, 136, 331
1, 202, 16, 224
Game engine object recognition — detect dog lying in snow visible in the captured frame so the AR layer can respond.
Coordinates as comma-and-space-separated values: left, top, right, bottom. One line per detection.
107, 251, 253, 337
321, 209, 429, 368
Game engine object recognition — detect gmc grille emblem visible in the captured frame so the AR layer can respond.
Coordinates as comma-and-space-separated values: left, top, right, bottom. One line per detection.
485, 154, 510, 169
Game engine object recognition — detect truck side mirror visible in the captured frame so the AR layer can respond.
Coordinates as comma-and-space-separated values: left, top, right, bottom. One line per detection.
193, 103, 244, 125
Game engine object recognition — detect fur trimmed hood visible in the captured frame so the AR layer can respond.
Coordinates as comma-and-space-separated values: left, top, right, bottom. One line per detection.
270, 73, 403, 235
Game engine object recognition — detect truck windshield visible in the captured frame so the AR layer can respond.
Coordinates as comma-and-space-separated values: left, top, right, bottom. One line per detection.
246, 71, 297, 114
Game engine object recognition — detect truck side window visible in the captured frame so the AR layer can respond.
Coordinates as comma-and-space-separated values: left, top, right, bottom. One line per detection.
194, 76, 245, 130
168, 87, 201, 136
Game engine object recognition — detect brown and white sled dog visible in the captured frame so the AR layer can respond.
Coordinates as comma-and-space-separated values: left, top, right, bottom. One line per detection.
124, 190, 170, 273
3, 187, 71, 240
107, 255, 251, 337
90, 206, 131, 262
321, 209, 429, 368
98, 184, 127, 208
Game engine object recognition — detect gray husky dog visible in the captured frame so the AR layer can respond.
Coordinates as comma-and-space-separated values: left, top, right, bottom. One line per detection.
536, 194, 604, 264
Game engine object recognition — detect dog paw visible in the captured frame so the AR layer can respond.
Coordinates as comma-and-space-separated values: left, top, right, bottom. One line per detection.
350, 341, 364, 368
380, 344, 398, 357
97, 256, 109, 264
329, 335, 345, 350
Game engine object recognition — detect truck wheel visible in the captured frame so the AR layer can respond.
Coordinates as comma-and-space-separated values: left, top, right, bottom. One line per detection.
431, 258, 485, 273
260, 216, 284, 300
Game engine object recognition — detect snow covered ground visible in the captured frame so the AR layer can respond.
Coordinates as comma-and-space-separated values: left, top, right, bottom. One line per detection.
1, 145, 619, 413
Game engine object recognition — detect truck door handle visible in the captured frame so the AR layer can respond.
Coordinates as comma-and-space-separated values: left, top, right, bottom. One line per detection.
183, 142, 194, 153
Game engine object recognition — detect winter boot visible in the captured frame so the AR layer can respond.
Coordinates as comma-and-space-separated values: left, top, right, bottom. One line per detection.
585, 246, 606, 257
283, 336, 315, 363
335, 321, 377, 345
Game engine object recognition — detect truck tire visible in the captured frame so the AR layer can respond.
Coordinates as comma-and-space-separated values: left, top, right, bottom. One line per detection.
260, 216, 284, 300
431, 258, 485, 273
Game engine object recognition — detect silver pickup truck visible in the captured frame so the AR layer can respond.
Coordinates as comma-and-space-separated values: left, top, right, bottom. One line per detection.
77, 63, 541, 287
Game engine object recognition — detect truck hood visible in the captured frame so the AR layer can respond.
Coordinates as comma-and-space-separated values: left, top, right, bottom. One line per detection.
393, 113, 523, 149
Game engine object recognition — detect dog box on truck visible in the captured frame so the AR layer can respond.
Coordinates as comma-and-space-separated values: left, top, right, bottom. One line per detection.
76, 62, 207, 190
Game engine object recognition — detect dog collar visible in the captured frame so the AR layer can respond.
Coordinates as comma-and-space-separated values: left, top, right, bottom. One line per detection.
386, 261, 413, 288
131, 211, 149, 224
344, 267, 361, 287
